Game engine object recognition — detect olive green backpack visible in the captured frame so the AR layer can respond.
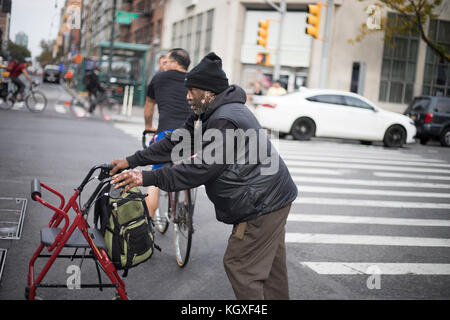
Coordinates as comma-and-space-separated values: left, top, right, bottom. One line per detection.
94, 184, 159, 276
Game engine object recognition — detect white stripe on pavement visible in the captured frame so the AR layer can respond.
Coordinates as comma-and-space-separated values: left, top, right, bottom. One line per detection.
284, 160, 450, 174
374, 172, 450, 181
294, 197, 450, 209
293, 176, 450, 189
289, 168, 344, 176
297, 185, 450, 198
300, 262, 450, 275
279, 150, 446, 163
54, 104, 67, 114
285, 233, 450, 247
287, 214, 450, 227
282, 154, 450, 168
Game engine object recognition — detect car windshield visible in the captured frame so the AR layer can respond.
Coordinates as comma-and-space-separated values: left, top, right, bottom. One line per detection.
405, 97, 431, 113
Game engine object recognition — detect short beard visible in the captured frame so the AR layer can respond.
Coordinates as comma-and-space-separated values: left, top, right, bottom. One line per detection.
190, 91, 216, 115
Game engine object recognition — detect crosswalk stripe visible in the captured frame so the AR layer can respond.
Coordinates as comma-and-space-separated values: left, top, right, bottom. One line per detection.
287, 214, 450, 227
300, 262, 450, 275
54, 104, 67, 114
285, 233, 450, 247
374, 171, 450, 181
282, 154, 450, 168
284, 160, 450, 174
294, 197, 450, 209
292, 176, 450, 189
298, 185, 450, 198
279, 150, 445, 163
289, 168, 344, 175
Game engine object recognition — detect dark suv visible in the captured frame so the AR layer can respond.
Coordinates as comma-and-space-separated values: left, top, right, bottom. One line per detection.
404, 96, 450, 147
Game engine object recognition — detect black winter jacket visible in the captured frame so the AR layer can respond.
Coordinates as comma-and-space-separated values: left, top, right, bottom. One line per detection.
126, 85, 298, 224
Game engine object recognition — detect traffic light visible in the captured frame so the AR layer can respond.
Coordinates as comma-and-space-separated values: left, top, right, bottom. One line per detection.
257, 20, 270, 47
305, 3, 322, 39
256, 52, 270, 66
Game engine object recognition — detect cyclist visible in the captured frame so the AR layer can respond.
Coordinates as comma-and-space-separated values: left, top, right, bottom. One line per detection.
3, 58, 35, 102
82, 66, 106, 115
143, 48, 193, 219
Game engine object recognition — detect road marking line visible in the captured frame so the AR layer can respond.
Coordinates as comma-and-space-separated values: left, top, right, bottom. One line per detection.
54, 104, 67, 114
284, 160, 450, 174
297, 185, 450, 198
289, 168, 344, 176
287, 214, 450, 227
292, 176, 450, 189
279, 150, 445, 163
294, 197, 450, 209
285, 233, 450, 247
300, 262, 450, 275
282, 154, 450, 168
374, 172, 450, 181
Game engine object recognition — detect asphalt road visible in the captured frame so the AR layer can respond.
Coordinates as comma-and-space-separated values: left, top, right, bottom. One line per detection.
0, 81, 449, 301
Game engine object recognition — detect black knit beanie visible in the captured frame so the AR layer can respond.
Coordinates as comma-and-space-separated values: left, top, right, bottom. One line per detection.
184, 52, 229, 94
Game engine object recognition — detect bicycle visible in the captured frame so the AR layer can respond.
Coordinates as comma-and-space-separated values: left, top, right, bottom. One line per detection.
142, 130, 197, 267
68, 88, 120, 120
0, 75, 47, 112
27, 164, 129, 300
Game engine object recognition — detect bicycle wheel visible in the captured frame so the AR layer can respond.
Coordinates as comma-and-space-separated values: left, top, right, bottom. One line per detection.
155, 190, 169, 234
69, 98, 89, 118
25, 91, 47, 113
100, 98, 120, 121
173, 190, 194, 268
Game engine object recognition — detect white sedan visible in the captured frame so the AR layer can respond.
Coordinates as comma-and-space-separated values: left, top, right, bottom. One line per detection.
252, 88, 416, 148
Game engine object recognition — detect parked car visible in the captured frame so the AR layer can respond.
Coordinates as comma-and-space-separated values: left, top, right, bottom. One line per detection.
42, 65, 61, 83
404, 96, 450, 147
252, 88, 416, 148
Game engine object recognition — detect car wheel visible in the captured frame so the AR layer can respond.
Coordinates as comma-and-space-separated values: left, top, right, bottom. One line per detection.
291, 117, 315, 141
439, 127, 450, 147
383, 125, 406, 148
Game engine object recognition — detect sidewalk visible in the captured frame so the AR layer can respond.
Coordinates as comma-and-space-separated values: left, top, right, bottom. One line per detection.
62, 83, 150, 125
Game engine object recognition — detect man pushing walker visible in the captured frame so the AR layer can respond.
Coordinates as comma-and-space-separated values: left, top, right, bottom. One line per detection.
110, 52, 298, 300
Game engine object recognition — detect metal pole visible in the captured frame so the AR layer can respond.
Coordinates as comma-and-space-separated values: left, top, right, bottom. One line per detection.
107, 0, 117, 79
319, 0, 333, 88
273, 0, 286, 80
265, 0, 286, 81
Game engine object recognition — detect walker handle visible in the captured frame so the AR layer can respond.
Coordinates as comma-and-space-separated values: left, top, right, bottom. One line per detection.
31, 179, 42, 200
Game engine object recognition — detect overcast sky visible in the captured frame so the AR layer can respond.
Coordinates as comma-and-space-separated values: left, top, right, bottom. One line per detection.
9, 0, 66, 59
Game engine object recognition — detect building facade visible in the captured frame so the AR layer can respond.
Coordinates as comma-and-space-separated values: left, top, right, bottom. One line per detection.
160, 0, 449, 112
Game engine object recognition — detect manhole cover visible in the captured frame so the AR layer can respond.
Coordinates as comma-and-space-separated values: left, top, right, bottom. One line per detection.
0, 249, 6, 283
0, 197, 27, 240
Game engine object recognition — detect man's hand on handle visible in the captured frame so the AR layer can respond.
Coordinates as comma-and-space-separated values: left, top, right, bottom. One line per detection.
111, 169, 144, 193
110, 159, 130, 176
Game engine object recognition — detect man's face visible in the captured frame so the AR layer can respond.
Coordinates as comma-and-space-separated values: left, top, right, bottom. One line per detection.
187, 88, 216, 115
159, 56, 168, 72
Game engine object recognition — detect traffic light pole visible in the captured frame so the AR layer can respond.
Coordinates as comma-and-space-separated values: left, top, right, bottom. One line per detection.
108, 0, 117, 80
319, 0, 333, 88
265, 0, 286, 80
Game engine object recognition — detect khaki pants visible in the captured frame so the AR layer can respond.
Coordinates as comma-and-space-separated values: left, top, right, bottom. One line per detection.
223, 204, 291, 300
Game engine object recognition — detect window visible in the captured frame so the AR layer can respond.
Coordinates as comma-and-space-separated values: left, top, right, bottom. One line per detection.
307, 95, 344, 105
422, 19, 450, 97
407, 97, 431, 112
193, 13, 203, 65
343, 96, 374, 110
435, 99, 450, 113
186, 16, 193, 54
378, 13, 419, 104
204, 9, 214, 55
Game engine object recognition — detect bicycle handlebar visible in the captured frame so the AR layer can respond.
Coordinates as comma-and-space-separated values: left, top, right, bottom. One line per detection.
142, 130, 156, 149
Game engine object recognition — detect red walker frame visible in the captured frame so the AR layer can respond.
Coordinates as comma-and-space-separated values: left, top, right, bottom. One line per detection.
26, 164, 128, 300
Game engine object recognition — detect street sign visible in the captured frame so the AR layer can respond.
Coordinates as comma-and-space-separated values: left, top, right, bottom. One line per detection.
116, 11, 139, 24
